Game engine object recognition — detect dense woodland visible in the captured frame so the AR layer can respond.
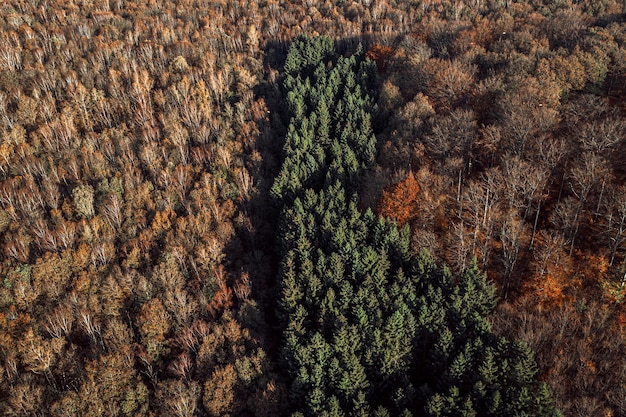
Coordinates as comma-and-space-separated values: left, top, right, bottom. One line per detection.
274, 36, 558, 416
0, 0, 624, 416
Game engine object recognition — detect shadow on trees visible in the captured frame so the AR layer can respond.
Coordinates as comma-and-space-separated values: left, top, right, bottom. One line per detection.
223, 34, 385, 358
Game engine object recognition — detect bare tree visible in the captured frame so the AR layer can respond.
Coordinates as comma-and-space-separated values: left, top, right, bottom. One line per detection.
599, 186, 626, 266
501, 156, 550, 246
460, 169, 502, 267
424, 108, 477, 195
532, 230, 568, 279
500, 209, 530, 298
447, 220, 473, 273
561, 152, 609, 254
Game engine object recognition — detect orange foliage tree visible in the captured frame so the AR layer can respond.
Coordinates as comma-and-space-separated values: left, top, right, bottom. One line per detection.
377, 172, 420, 227
366, 43, 395, 74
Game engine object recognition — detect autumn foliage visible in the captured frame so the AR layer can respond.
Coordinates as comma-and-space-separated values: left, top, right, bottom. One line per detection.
377, 172, 420, 227
366, 43, 395, 73
0, 0, 624, 414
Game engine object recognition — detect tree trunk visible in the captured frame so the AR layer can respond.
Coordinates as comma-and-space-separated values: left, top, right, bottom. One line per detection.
530, 202, 541, 249
594, 177, 606, 222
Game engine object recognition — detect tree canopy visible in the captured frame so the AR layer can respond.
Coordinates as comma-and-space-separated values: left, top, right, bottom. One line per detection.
273, 35, 560, 417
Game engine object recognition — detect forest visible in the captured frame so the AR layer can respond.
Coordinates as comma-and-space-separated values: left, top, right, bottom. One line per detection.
0, 0, 624, 416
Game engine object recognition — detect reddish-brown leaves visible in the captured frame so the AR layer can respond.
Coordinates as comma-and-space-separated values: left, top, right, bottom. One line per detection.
366, 44, 395, 74
377, 173, 420, 228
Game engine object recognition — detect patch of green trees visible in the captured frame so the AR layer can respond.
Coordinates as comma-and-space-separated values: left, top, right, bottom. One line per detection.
273, 35, 561, 417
